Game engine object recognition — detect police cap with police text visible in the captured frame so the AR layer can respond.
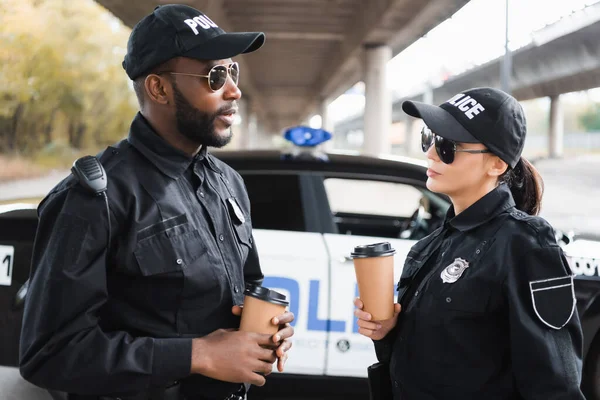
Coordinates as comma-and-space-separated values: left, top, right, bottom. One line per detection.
122, 4, 265, 80
402, 87, 527, 169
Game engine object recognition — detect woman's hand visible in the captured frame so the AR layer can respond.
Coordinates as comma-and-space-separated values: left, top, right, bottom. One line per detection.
354, 298, 401, 341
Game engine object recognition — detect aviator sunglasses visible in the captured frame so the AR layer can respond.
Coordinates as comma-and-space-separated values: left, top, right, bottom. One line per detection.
421, 126, 491, 164
162, 62, 240, 92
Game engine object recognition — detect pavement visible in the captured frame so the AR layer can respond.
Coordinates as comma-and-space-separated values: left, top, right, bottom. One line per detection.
0, 366, 51, 400
533, 154, 600, 237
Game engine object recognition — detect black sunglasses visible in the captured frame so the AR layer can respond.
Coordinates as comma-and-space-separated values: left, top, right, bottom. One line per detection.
161, 62, 240, 92
421, 126, 491, 164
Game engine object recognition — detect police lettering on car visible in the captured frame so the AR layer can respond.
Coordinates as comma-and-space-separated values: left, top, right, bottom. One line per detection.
19, 4, 294, 400
354, 87, 586, 399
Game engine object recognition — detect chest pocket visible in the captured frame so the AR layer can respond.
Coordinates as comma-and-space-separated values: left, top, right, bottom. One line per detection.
441, 282, 491, 313
397, 256, 424, 305
226, 197, 253, 251
396, 231, 444, 305
134, 228, 207, 276
437, 239, 494, 313
132, 219, 210, 312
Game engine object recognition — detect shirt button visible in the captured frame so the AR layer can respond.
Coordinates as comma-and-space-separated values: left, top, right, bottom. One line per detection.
176, 258, 183, 265
394, 381, 399, 388
414, 290, 419, 297
446, 297, 452, 303
442, 251, 446, 257
234, 285, 240, 293
200, 192, 205, 197
249, 237, 253, 244
219, 234, 224, 241
476, 249, 481, 254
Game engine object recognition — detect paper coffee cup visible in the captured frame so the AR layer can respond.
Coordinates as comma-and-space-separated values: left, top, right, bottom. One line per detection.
239, 285, 289, 335
351, 242, 396, 321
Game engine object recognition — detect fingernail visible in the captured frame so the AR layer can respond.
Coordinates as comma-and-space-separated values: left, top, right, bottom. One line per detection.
273, 318, 279, 325
274, 335, 280, 342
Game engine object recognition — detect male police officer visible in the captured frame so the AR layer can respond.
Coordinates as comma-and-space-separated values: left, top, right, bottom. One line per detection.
19, 4, 294, 400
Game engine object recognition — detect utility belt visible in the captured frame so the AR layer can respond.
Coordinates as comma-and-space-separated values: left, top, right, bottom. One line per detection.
50, 382, 246, 400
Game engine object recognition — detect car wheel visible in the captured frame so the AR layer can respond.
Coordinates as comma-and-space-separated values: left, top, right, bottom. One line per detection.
584, 335, 600, 400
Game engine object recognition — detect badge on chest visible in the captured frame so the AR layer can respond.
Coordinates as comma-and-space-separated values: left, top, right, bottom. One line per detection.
441, 258, 470, 283
227, 197, 246, 224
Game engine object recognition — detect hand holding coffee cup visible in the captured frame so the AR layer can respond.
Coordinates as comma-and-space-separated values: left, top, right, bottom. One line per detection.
239, 285, 290, 335
351, 242, 396, 321
238, 285, 292, 374
354, 298, 402, 340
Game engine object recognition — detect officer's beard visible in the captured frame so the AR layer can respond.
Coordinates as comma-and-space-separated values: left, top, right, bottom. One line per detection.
171, 80, 233, 148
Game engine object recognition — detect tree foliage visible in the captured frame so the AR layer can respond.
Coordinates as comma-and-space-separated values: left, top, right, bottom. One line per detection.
0, 0, 137, 159
578, 103, 600, 132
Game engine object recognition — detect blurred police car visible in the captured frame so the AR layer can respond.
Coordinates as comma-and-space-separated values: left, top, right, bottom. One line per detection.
1, 126, 600, 400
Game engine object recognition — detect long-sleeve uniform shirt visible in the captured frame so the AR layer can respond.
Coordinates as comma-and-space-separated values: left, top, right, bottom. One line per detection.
19, 112, 263, 399
374, 184, 586, 400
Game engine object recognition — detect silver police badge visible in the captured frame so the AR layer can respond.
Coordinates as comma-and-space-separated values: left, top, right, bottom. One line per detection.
441, 258, 470, 283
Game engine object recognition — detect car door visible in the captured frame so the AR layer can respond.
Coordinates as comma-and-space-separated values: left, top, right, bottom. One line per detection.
0, 205, 54, 399
240, 172, 330, 376
0, 206, 38, 368
320, 176, 446, 377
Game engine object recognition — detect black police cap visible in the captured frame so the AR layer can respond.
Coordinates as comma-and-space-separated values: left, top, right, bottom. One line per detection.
122, 4, 265, 80
403, 87, 527, 169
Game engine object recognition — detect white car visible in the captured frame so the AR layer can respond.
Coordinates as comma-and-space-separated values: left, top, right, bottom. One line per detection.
1, 144, 600, 399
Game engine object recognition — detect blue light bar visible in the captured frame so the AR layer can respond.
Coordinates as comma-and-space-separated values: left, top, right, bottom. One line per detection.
284, 126, 332, 147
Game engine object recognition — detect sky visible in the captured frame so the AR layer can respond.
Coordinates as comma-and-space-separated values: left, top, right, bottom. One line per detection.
319, 0, 600, 128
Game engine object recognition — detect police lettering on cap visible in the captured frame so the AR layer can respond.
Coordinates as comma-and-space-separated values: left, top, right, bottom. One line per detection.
402, 87, 527, 169
122, 4, 265, 80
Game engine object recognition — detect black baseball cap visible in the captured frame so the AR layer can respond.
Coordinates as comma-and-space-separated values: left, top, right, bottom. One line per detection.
122, 4, 265, 80
402, 87, 526, 169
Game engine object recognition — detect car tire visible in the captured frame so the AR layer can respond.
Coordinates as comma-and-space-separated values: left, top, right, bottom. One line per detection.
584, 334, 600, 400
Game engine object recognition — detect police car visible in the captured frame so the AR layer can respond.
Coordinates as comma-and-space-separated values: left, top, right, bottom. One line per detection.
1, 127, 600, 400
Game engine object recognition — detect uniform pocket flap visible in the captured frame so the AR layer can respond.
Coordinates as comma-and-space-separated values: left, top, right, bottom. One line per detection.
529, 275, 576, 330
134, 229, 207, 276
443, 284, 491, 313
233, 222, 252, 248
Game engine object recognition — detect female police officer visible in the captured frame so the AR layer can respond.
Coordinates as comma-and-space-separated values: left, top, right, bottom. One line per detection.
354, 87, 585, 399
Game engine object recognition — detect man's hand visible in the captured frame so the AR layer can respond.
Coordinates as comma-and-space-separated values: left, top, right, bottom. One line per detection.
232, 306, 295, 372
271, 311, 294, 372
191, 329, 276, 386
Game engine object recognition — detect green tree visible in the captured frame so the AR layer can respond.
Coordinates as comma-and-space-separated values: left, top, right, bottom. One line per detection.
578, 103, 600, 132
0, 0, 137, 161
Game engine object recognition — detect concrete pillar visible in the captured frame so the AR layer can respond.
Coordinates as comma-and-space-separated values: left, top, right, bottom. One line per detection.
363, 44, 392, 156
320, 100, 334, 133
549, 94, 564, 158
238, 99, 250, 150
320, 99, 335, 151
423, 85, 433, 105
247, 112, 258, 149
404, 117, 415, 156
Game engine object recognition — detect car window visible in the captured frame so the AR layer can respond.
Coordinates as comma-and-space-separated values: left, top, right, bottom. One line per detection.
323, 177, 442, 239
324, 178, 422, 217
241, 174, 306, 232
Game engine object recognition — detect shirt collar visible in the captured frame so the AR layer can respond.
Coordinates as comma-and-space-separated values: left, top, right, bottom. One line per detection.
127, 112, 219, 178
445, 183, 516, 232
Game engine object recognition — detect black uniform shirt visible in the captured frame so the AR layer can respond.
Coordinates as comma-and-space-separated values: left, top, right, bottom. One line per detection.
19, 112, 263, 398
374, 183, 585, 400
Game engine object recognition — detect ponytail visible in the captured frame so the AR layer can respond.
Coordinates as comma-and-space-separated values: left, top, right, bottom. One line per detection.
499, 157, 544, 216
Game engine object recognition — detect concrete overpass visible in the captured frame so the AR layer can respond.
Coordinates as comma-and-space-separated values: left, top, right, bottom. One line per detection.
334, 2, 600, 157
95, 0, 469, 149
